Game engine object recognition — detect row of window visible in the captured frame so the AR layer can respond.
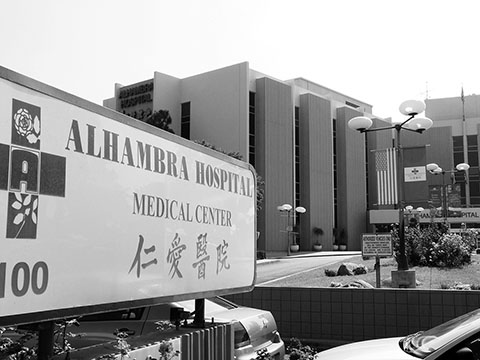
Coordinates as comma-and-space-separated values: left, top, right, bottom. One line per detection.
453, 135, 480, 206
180, 96, 344, 231
181, 102, 190, 139
249, 92, 255, 167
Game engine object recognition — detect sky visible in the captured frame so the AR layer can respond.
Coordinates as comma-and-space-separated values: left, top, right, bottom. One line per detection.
2, 0, 479, 122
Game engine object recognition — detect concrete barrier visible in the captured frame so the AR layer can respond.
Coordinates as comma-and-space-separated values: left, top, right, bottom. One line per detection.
227, 287, 480, 347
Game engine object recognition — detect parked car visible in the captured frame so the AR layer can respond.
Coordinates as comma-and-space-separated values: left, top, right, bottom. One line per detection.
315, 308, 480, 360
64, 296, 284, 360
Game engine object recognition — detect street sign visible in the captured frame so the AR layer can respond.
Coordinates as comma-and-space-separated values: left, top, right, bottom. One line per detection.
362, 233, 393, 257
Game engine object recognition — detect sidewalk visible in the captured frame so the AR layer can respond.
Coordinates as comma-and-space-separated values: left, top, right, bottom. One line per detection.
256, 250, 361, 265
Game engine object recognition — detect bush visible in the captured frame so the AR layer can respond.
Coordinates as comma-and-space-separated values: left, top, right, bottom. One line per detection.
429, 233, 472, 267
286, 338, 318, 360
324, 269, 337, 277
461, 229, 479, 252
391, 224, 472, 268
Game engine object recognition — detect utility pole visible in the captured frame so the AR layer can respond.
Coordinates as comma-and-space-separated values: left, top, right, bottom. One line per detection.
461, 87, 471, 207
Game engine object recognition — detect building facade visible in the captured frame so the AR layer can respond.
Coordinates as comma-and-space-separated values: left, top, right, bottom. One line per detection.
104, 62, 373, 253
368, 94, 480, 229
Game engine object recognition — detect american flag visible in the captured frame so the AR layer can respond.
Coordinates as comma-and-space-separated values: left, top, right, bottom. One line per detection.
375, 148, 397, 205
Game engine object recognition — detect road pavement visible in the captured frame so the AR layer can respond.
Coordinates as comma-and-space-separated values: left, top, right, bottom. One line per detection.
255, 251, 361, 285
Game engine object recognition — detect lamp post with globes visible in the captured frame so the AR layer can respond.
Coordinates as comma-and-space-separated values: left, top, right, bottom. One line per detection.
404, 205, 424, 227
426, 162, 470, 222
348, 100, 433, 288
277, 203, 306, 255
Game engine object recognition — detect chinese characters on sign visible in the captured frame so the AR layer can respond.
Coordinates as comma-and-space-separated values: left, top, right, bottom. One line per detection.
128, 235, 157, 278
192, 233, 210, 280
129, 232, 230, 280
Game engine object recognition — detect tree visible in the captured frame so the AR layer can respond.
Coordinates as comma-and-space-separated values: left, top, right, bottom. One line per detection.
146, 110, 175, 134
194, 140, 264, 212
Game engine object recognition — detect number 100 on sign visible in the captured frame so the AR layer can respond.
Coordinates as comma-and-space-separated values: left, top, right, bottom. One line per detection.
0, 261, 49, 298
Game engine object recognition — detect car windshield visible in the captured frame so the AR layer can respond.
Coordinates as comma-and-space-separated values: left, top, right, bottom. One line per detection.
175, 296, 238, 314
401, 309, 480, 358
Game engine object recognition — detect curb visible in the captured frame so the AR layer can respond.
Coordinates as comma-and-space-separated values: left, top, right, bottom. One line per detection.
256, 251, 361, 265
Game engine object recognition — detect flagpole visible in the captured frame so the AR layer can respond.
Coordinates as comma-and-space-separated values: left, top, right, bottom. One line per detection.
461, 87, 471, 207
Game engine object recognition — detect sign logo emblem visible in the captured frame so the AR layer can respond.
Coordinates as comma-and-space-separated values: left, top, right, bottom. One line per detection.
1, 99, 66, 239
404, 166, 426, 182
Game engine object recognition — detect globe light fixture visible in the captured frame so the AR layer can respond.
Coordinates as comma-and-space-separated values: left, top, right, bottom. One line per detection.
456, 163, 470, 172
278, 203, 307, 255
295, 206, 306, 214
426, 163, 439, 172
277, 203, 293, 212
407, 117, 433, 133
347, 116, 373, 133
398, 99, 426, 116
427, 162, 470, 221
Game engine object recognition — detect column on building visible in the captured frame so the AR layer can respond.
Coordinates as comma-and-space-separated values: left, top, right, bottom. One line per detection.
336, 107, 367, 250
298, 93, 334, 250
255, 77, 294, 253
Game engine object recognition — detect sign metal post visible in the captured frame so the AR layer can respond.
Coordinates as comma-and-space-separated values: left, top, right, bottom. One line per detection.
362, 234, 393, 288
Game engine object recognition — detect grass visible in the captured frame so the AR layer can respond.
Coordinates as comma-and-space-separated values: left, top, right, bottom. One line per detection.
264, 254, 480, 289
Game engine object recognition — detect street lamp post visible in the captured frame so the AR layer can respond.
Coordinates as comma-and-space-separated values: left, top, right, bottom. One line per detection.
404, 205, 424, 227
277, 203, 306, 255
426, 162, 470, 222
348, 100, 433, 287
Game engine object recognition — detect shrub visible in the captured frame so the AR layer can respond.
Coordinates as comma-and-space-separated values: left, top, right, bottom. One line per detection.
286, 338, 318, 360
461, 229, 479, 252
429, 233, 471, 267
0, 327, 37, 360
391, 224, 472, 268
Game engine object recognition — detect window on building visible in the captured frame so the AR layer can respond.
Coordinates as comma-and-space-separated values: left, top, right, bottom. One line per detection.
345, 101, 360, 109
467, 135, 480, 205
333, 118, 337, 227
452, 135, 480, 206
181, 102, 191, 140
249, 92, 255, 167
295, 107, 300, 210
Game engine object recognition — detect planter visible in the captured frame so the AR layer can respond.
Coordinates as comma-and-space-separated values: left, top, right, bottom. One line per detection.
290, 244, 300, 252
339, 244, 347, 251
332, 244, 339, 251
313, 244, 323, 251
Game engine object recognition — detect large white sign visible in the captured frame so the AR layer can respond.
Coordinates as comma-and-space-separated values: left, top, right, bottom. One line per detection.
0, 68, 256, 324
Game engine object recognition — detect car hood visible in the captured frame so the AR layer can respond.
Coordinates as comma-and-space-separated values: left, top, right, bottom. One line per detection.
315, 337, 414, 360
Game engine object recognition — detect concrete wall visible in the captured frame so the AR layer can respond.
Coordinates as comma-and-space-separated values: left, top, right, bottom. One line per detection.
255, 77, 294, 253
336, 107, 367, 250
299, 94, 335, 250
153, 72, 181, 134
426, 95, 480, 136
181, 62, 249, 159
227, 287, 480, 347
